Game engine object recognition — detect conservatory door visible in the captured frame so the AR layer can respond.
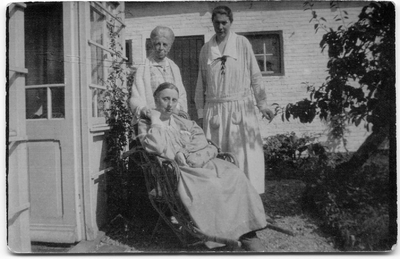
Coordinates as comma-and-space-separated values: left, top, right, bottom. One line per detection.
24, 2, 83, 243
168, 36, 204, 120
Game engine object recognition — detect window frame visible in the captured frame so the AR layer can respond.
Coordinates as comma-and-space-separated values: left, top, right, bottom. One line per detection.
88, 1, 126, 125
25, 84, 66, 120
89, 2, 107, 124
24, 2, 66, 121
238, 30, 285, 77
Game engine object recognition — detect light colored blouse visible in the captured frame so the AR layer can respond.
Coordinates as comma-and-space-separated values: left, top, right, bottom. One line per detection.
195, 32, 267, 118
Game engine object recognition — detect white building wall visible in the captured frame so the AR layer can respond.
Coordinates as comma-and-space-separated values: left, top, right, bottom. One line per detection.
125, 1, 370, 152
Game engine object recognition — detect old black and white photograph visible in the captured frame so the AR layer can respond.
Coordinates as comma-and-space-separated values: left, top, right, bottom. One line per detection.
5, 0, 397, 255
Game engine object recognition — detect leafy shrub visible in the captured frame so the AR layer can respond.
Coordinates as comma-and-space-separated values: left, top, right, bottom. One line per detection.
263, 132, 327, 179
265, 132, 390, 250
303, 154, 390, 251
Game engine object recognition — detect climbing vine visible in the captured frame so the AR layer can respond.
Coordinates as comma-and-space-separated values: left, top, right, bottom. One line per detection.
103, 13, 134, 217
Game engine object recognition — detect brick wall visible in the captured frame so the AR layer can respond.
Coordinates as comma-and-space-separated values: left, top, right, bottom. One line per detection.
125, 1, 370, 152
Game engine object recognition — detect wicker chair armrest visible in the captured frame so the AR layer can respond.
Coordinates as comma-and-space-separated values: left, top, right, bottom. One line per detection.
207, 139, 221, 153
216, 152, 239, 167
207, 139, 239, 167
153, 155, 181, 192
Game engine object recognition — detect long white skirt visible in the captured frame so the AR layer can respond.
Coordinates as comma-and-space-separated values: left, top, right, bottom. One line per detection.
178, 158, 266, 245
202, 97, 266, 194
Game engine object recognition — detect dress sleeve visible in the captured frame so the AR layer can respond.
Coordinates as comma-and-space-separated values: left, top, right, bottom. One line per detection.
129, 65, 147, 122
181, 118, 218, 168
138, 120, 168, 156
245, 38, 268, 110
194, 46, 207, 119
181, 118, 209, 152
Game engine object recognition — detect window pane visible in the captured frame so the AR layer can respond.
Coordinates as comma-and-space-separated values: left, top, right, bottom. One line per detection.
92, 88, 107, 118
97, 89, 107, 118
90, 6, 106, 86
145, 38, 152, 57
255, 55, 266, 72
26, 88, 47, 119
248, 37, 265, 54
92, 89, 96, 117
264, 35, 279, 55
91, 45, 105, 85
51, 87, 65, 118
90, 7, 105, 44
266, 56, 281, 73
125, 40, 133, 66
25, 3, 64, 85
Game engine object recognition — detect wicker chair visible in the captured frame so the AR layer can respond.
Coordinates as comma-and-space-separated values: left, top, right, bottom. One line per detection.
124, 138, 241, 248
122, 111, 241, 248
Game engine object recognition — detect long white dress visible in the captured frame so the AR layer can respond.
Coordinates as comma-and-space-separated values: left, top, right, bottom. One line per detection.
195, 32, 267, 194
138, 115, 267, 244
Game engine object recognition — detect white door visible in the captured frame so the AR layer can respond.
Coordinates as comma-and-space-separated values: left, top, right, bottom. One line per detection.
24, 2, 83, 243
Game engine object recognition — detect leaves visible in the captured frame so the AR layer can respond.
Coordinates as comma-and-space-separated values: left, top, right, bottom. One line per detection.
282, 1, 395, 139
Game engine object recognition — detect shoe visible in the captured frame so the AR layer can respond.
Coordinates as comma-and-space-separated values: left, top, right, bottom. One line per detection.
239, 231, 266, 252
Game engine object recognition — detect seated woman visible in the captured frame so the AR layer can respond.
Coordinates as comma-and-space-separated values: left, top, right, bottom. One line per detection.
137, 82, 267, 252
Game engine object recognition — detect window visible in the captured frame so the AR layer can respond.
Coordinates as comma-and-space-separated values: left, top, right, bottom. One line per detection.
145, 38, 153, 57
88, 2, 126, 120
25, 2, 65, 119
90, 6, 106, 87
125, 40, 133, 67
241, 31, 284, 76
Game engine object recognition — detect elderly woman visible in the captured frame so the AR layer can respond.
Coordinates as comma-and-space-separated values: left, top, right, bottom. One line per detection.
130, 26, 188, 123
138, 82, 267, 252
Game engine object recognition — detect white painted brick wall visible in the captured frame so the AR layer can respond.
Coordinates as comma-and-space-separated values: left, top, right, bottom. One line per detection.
125, 1, 370, 152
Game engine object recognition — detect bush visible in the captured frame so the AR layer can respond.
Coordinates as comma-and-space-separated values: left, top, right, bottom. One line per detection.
303, 153, 390, 251
264, 132, 390, 251
263, 132, 327, 179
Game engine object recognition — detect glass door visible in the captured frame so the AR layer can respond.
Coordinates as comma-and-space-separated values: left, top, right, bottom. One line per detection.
24, 2, 82, 243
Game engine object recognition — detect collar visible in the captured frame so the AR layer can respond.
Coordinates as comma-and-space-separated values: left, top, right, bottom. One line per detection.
163, 115, 177, 129
149, 56, 170, 68
207, 32, 238, 65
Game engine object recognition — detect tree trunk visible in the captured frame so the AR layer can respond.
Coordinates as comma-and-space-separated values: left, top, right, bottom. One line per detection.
336, 125, 396, 247
336, 127, 389, 172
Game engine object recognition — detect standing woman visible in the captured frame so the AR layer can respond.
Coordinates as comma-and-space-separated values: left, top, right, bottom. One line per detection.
130, 26, 188, 123
195, 6, 274, 194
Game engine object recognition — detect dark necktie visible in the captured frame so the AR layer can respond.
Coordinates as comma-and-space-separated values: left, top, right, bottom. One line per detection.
219, 56, 227, 75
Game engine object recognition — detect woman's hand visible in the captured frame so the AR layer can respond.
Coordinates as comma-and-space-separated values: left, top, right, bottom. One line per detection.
146, 109, 164, 126
141, 107, 163, 121
140, 106, 152, 119
260, 107, 275, 122
175, 152, 188, 167
148, 109, 161, 120
172, 105, 180, 115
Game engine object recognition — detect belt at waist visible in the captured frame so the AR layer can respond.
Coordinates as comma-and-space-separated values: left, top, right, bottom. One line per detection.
206, 93, 251, 103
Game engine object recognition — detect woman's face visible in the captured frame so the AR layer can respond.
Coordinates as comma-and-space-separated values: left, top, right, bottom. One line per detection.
152, 36, 173, 62
155, 88, 179, 120
212, 13, 231, 40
